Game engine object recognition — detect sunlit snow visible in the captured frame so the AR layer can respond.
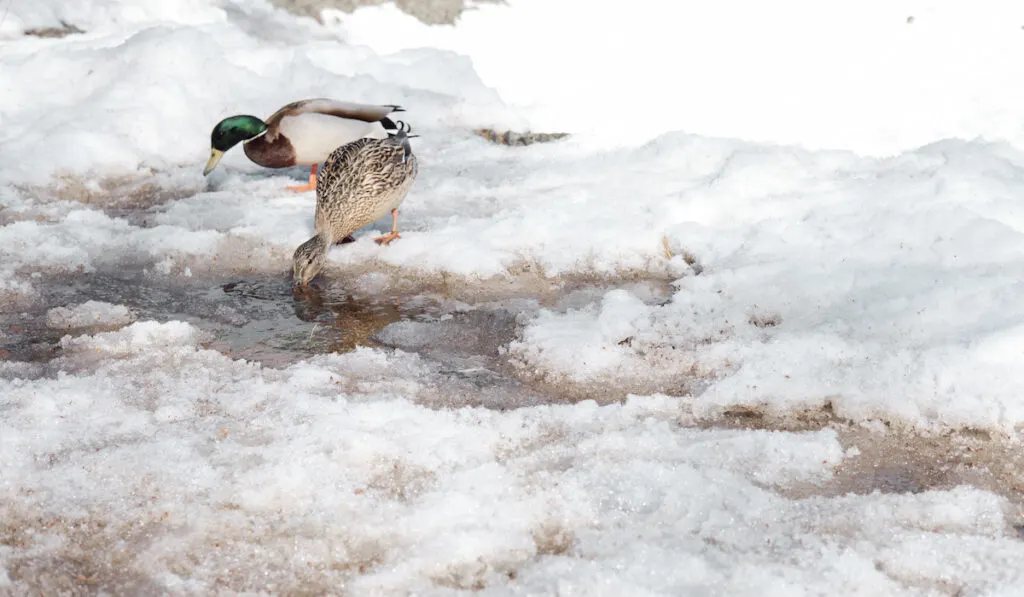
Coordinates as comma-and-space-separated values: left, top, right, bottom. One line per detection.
3, 0, 1024, 594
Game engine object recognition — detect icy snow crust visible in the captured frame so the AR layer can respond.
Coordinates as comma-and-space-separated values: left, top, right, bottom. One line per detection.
45, 300, 136, 329
3, 322, 1024, 595
3, 0, 1024, 594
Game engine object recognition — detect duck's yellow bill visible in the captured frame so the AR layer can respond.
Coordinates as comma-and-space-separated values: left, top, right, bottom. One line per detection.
203, 149, 225, 176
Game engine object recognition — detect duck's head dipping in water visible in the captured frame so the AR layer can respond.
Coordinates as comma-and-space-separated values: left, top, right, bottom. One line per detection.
204, 115, 268, 175
291, 119, 419, 286
292, 233, 330, 286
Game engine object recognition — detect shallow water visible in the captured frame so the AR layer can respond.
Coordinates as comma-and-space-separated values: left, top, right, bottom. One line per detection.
0, 270, 443, 367
2, 257, 1023, 514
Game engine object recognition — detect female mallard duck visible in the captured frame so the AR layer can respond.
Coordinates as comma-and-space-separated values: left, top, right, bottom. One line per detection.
203, 99, 404, 192
292, 121, 419, 285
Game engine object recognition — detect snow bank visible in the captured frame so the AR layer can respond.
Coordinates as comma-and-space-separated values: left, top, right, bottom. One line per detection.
0, 0, 519, 185
487, 137, 1024, 432
2, 322, 1022, 594
339, 0, 1024, 155
0, 0, 226, 36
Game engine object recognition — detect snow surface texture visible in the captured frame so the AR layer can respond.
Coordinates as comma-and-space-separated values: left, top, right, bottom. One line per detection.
3, 323, 1024, 595
335, 0, 1024, 154
45, 300, 136, 329
272, 0, 497, 25
4, 0, 1024, 594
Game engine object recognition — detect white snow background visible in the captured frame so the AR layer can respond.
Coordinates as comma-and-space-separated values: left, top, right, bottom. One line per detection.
3, 0, 1024, 594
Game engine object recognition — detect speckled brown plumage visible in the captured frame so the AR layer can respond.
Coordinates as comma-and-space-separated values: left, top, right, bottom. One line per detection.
313, 131, 418, 239
292, 122, 419, 285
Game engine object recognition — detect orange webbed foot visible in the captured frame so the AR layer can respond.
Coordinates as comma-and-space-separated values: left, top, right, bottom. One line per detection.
373, 232, 401, 245
286, 164, 318, 193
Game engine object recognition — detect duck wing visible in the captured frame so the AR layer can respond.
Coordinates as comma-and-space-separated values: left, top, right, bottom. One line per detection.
265, 99, 403, 135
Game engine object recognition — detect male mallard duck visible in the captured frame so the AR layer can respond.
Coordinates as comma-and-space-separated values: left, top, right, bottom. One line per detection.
292, 121, 419, 285
203, 99, 404, 192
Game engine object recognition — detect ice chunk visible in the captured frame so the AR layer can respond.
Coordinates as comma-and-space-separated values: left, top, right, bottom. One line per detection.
45, 300, 136, 329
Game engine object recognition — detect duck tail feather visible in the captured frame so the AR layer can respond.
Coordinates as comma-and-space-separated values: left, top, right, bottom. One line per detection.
388, 120, 416, 163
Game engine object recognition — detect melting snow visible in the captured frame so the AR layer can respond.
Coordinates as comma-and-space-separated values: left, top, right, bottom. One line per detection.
45, 300, 136, 329
2, 0, 1024, 594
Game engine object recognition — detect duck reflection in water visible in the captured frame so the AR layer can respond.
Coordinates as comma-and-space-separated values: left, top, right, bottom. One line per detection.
291, 280, 406, 353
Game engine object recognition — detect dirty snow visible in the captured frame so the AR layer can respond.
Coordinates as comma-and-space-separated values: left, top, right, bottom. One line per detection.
2, 0, 1024, 594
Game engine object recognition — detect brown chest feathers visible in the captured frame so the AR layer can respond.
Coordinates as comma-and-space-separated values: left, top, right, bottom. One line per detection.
243, 134, 297, 169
